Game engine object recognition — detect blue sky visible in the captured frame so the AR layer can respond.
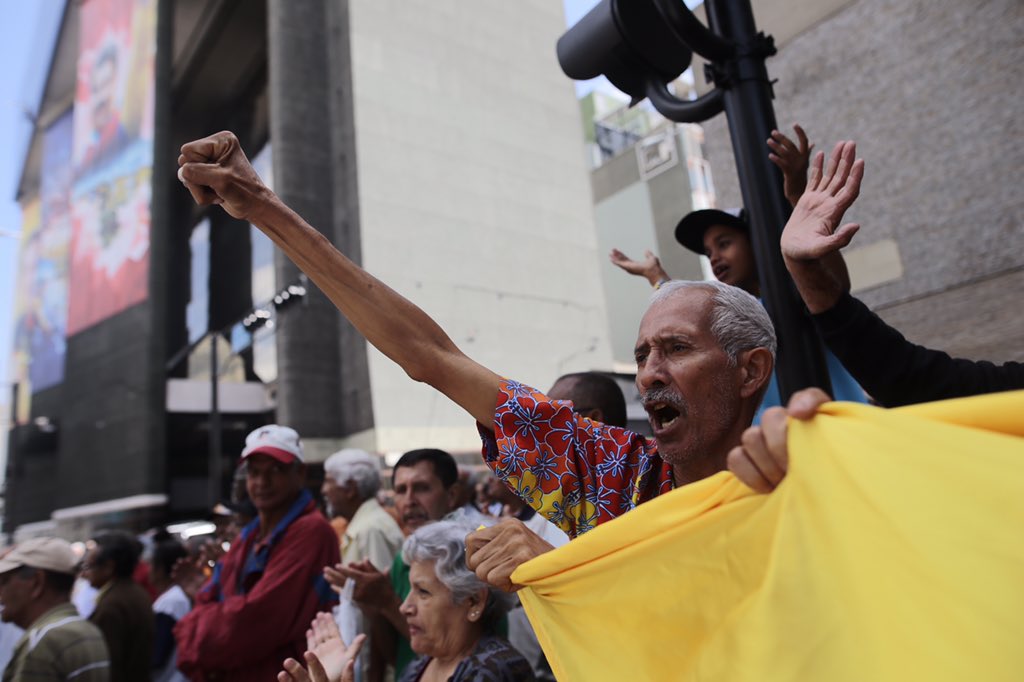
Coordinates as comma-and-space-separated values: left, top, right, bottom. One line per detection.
0, 1, 63, 411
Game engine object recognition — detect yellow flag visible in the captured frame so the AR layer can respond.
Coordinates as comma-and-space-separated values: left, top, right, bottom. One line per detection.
513, 391, 1024, 681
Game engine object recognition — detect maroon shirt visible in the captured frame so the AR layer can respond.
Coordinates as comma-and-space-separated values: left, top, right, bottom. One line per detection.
175, 492, 339, 681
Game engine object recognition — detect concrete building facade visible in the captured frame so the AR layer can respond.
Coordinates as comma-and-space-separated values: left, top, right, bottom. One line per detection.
696, 0, 1023, 364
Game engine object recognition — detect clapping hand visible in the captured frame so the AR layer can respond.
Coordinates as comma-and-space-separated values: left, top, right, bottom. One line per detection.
278, 612, 366, 682
324, 560, 396, 615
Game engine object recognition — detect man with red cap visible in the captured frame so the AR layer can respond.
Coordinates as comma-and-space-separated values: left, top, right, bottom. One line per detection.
174, 425, 340, 681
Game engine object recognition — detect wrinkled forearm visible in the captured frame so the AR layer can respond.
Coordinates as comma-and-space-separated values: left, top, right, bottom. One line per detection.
820, 251, 852, 292
644, 264, 671, 288
784, 255, 843, 314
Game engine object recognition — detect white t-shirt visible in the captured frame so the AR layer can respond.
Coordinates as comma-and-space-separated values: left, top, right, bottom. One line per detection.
153, 585, 191, 682
0, 621, 24, 674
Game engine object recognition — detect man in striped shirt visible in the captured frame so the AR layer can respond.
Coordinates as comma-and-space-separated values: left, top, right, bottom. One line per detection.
0, 537, 111, 681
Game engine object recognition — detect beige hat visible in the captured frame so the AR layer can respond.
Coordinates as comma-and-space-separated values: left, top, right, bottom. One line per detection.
0, 537, 78, 576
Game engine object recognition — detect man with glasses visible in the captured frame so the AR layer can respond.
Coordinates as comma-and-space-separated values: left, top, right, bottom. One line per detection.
0, 537, 111, 681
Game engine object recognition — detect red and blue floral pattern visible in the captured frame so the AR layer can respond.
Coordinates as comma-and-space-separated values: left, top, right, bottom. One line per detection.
479, 379, 674, 538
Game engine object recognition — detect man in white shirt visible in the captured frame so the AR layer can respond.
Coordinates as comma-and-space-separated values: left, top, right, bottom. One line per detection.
322, 449, 404, 571
323, 449, 404, 681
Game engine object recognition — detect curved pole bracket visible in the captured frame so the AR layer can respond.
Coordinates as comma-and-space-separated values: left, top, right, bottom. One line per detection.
644, 80, 725, 123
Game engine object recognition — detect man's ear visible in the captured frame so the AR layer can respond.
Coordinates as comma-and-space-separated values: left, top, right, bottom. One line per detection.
28, 569, 47, 600
446, 484, 459, 512
583, 408, 605, 423
342, 480, 360, 500
737, 347, 774, 399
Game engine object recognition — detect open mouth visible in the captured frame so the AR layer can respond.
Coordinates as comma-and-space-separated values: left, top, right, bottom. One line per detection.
642, 385, 687, 435
403, 511, 428, 527
646, 402, 682, 431
712, 264, 730, 280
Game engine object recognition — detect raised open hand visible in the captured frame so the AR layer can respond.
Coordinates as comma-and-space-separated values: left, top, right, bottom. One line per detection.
609, 248, 670, 288
767, 124, 813, 206
780, 141, 864, 263
178, 131, 274, 221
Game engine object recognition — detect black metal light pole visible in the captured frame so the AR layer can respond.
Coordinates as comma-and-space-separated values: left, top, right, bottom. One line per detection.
701, 0, 832, 398
558, 0, 832, 400
166, 277, 308, 508
208, 333, 222, 508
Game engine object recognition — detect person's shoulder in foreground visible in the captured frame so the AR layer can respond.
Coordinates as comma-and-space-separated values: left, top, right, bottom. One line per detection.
13, 604, 111, 682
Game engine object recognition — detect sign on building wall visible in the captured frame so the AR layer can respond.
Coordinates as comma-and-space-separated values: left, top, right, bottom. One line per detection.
11, 199, 41, 424
9, 112, 75, 419
67, 0, 156, 334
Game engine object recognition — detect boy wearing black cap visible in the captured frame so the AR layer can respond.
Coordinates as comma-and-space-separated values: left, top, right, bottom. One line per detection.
611, 129, 867, 417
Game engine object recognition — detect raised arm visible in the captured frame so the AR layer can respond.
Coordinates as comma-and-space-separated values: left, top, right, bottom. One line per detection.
769, 126, 852, 291
779, 140, 864, 314
767, 124, 813, 208
177, 131, 501, 426
780, 141, 1024, 405
608, 248, 671, 288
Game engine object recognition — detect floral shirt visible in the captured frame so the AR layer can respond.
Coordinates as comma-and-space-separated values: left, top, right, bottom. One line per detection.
479, 379, 674, 538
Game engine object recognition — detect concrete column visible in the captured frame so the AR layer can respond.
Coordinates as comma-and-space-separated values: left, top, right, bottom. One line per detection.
266, 0, 346, 438
324, 0, 374, 436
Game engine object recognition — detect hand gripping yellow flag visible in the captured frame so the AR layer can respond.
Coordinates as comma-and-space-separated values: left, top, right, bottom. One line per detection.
512, 391, 1024, 682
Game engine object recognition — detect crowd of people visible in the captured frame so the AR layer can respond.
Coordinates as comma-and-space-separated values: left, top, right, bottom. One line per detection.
0, 121, 1019, 681
0, 410, 607, 681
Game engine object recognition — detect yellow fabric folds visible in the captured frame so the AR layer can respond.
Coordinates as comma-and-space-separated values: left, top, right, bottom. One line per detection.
513, 391, 1024, 682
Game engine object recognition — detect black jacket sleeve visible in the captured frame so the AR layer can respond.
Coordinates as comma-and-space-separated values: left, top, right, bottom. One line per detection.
812, 292, 1024, 407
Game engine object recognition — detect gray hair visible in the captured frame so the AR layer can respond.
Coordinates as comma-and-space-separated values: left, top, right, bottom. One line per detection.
649, 280, 777, 363
402, 520, 515, 633
323, 449, 382, 501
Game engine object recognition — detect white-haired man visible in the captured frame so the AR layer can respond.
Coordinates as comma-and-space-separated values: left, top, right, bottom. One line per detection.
322, 449, 403, 572
177, 133, 856, 586
322, 450, 403, 681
